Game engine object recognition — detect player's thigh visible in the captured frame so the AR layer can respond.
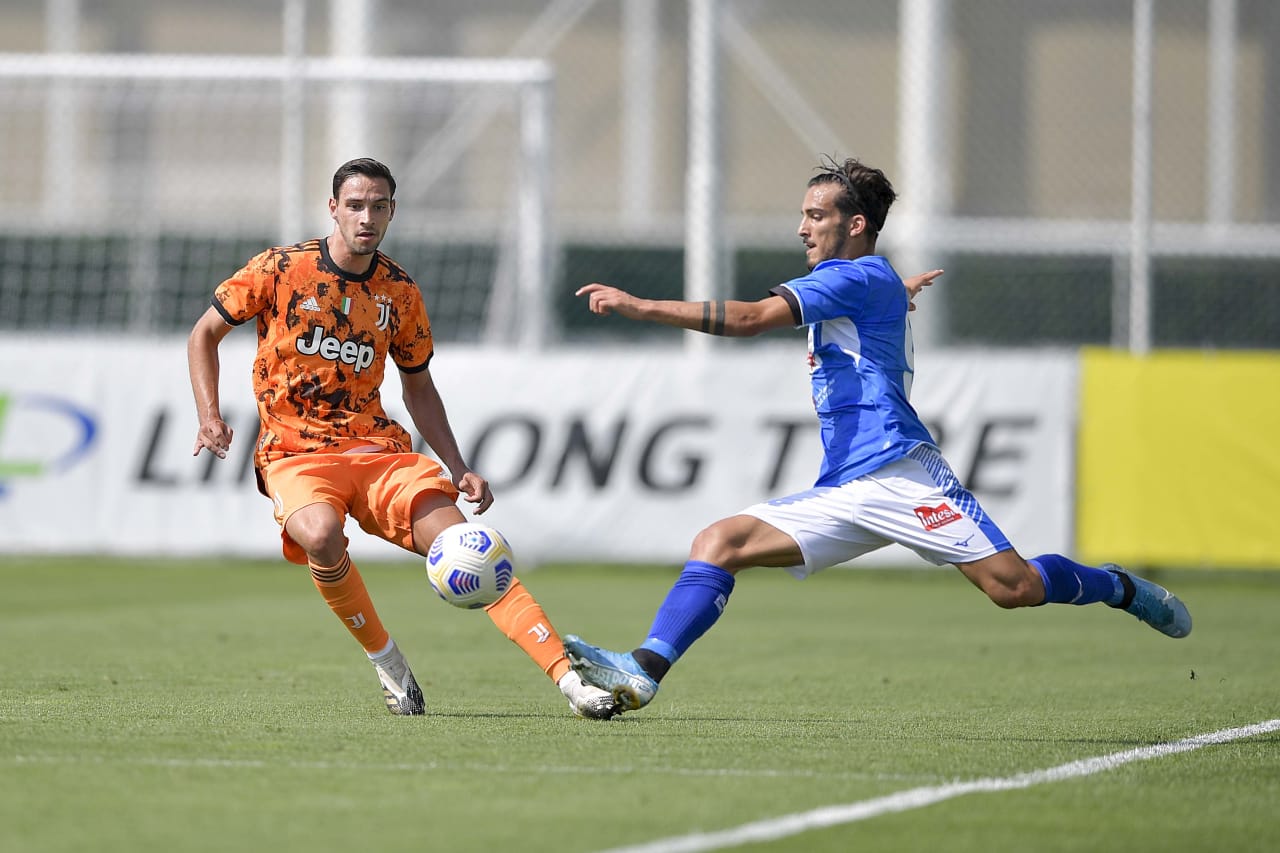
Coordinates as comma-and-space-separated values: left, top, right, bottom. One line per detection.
690, 514, 806, 571
349, 453, 459, 556
740, 487, 893, 578
261, 455, 355, 564
409, 492, 466, 557
262, 454, 353, 524
857, 447, 1011, 566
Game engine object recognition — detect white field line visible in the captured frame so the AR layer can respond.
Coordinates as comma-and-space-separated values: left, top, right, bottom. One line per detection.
595, 718, 1280, 853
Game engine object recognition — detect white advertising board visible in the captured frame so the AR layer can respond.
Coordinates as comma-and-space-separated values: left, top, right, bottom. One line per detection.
0, 336, 1076, 567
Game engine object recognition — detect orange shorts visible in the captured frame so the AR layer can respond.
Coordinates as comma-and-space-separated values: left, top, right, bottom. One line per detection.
259, 452, 459, 564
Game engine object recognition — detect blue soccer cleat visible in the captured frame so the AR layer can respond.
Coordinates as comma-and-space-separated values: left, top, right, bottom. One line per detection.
1106, 565, 1192, 639
564, 635, 659, 712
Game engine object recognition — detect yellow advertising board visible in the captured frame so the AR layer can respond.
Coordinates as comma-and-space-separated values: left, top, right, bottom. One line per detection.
1078, 349, 1280, 569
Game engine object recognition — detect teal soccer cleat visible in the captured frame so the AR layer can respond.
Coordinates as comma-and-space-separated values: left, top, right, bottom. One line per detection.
564, 635, 659, 712
1107, 565, 1192, 639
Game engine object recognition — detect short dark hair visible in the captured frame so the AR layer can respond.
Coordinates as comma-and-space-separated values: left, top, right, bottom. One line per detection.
808, 156, 896, 235
331, 157, 397, 200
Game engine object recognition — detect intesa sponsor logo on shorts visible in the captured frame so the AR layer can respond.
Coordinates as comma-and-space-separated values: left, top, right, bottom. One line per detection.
914, 502, 961, 530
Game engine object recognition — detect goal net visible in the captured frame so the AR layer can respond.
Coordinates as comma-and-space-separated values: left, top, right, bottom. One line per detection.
0, 53, 553, 346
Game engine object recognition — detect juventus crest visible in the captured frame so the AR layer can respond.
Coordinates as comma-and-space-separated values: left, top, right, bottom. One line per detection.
374, 294, 392, 330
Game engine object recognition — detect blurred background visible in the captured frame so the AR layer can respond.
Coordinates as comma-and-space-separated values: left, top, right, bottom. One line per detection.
1, 0, 1277, 567
2, 0, 1278, 350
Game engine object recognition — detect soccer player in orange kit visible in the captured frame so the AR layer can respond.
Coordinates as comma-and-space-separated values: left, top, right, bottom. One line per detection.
188, 157, 616, 719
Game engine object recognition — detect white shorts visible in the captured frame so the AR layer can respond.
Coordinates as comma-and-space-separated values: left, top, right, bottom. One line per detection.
741, 444, 1011, 578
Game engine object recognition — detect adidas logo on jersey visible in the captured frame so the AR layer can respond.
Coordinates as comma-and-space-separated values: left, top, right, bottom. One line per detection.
300, 296, 321, 311
914, 502, 961, 530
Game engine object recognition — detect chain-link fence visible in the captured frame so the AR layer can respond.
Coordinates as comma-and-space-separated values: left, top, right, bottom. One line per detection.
1, 0, 1277, 348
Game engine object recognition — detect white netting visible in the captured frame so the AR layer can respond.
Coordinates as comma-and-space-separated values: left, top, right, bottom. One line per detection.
0, 55, 551, 342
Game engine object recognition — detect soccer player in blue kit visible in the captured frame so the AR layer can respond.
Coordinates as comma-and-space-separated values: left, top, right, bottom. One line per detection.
566, 156, 1192, 713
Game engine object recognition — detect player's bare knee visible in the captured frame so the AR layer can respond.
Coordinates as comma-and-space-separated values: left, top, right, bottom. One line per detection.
985, 587, 1022, 609
287, 513, 346, 561
688, 523, 737, 566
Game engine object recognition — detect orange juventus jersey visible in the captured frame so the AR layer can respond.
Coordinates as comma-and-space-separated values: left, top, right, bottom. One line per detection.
212, 237, 433, 470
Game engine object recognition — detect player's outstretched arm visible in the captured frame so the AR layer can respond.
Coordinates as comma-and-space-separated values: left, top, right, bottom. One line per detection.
188, 306, 236, 458
904, 268, 943, 312
575, 283, 795, 337
401, 367, 494, 514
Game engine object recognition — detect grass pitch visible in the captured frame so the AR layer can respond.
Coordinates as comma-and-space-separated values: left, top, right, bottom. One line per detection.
1, 556, 1277, 853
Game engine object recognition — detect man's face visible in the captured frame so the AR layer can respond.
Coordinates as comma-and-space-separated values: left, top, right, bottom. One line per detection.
329, 175, 395, 257
797, 183, 861, 269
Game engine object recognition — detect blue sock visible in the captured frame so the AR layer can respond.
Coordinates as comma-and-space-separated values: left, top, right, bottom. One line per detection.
1030, 554, 1124, 606
639, 560, 736, 664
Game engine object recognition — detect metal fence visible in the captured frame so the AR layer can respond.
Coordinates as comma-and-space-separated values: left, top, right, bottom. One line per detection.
1, 0, 1277, 349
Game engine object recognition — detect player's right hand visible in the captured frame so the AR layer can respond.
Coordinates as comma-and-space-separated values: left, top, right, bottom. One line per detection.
576, 282, 639, 318
193, 418, 233, 459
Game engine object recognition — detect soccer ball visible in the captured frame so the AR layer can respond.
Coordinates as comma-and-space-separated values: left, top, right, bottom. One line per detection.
426, 523, 515, 609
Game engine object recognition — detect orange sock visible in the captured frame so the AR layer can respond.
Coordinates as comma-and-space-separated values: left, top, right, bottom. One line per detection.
309, 553, 391, 655
484, 578, 570, 683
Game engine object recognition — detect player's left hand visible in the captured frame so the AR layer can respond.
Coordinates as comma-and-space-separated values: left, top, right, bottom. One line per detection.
904, 268, 943, 312
456, 470, 494, 514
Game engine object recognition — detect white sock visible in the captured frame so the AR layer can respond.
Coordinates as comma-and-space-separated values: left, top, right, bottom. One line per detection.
367, 637, 396, 662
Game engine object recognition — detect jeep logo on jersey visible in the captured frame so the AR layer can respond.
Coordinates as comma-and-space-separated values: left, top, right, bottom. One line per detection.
296, 326, 376, 373
914, 502, 961, 530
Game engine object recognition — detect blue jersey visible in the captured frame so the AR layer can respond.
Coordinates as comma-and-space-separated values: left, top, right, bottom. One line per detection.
770, 256, 936, 487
